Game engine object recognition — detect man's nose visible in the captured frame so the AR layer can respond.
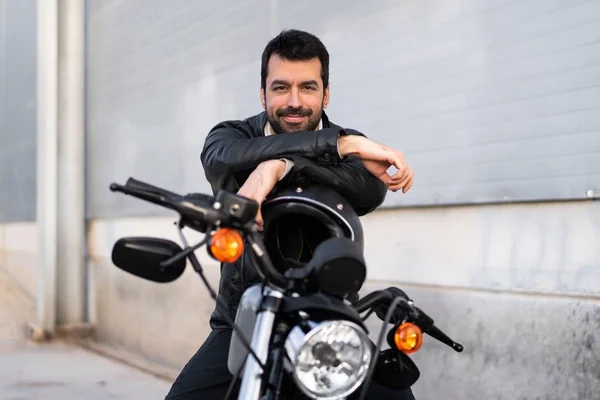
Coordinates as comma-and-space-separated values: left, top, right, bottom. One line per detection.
287, 89, 301, 108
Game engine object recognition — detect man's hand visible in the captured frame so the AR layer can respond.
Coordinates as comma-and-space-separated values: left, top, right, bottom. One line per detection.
237, 159, 286, 230
338, 135, 414, 193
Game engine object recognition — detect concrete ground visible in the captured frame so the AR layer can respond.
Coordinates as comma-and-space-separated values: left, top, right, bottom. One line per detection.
0, 272, 172, 400
0, 341, 172, 399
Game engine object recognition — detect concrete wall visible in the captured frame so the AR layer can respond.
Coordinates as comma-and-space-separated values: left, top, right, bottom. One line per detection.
0, 223, 37, 340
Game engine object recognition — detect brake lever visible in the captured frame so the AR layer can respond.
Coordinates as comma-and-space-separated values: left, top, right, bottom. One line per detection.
408, 306, 463, 353
373, 287, 464, 353
426, 324, 463, 353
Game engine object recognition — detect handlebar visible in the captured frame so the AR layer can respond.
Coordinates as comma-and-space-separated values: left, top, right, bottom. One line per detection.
354, 288, 464, 353
109, 177, 287, 288
110, 178, 228, 231
109, 181, 179, 211
427, 324, 463, 352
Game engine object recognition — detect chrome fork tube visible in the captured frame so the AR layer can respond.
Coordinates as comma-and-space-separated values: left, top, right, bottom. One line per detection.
238, 287, 283, 400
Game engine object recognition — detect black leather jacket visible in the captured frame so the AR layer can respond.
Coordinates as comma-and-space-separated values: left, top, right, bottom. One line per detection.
200, 110, 387, 328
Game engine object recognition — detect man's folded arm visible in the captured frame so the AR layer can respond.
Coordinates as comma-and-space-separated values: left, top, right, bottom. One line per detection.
200, 121, 353, 192
283, 155, 387, 216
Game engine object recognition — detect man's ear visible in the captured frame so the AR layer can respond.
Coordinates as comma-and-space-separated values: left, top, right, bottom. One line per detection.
323, 85, 330, 109
260, 88, 266, 109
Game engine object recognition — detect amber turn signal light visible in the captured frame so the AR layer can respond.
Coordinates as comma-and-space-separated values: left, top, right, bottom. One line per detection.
209, 228, 244, 263
394, 322, 423, 354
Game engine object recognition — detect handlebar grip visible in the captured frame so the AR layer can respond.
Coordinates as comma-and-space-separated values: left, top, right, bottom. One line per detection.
110, 182, 176, 210
125, 177, 181, 199
426, 325, 464, 352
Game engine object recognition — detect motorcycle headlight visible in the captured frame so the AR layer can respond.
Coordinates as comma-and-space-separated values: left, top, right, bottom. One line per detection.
284, 320, 372, 400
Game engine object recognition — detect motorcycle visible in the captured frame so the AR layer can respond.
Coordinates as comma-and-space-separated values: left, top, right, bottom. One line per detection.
108, 177, 464, 399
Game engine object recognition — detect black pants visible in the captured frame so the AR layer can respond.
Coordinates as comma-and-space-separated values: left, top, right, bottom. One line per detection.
165, 328, 416, 400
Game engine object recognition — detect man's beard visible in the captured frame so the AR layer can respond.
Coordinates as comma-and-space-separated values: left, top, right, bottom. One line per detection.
266, 104, 323, 134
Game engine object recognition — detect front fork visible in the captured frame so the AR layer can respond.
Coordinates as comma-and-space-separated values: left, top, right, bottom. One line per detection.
238, 287, 283, 400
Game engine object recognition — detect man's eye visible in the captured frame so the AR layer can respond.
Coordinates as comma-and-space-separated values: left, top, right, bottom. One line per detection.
273, 86, 286, 91
304, 85, 316, 90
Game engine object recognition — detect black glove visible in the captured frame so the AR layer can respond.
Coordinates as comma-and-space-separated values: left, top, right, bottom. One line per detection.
374, 287, 411, 324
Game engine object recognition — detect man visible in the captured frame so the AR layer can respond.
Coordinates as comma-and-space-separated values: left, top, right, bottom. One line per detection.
166, 29, 415, 399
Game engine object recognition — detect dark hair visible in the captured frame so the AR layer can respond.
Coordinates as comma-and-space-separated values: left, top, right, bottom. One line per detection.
261, 29, 330, 90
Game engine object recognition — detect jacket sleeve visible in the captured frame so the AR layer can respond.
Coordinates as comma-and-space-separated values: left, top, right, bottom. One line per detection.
201, 120, 345, 192
285, 155, 388, 216
200, 121, 386, 215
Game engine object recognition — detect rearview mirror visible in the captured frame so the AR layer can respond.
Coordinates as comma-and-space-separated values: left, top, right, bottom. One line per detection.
111, 237, 186, 283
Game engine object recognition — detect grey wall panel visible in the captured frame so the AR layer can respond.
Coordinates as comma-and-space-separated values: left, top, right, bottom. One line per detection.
86, 0, 274, 218
86, 0, 600, 217
0, 0, 37, 223
308, 0, 600, 207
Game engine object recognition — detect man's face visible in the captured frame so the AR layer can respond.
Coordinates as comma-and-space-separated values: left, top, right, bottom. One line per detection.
261, 54, 330, 133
